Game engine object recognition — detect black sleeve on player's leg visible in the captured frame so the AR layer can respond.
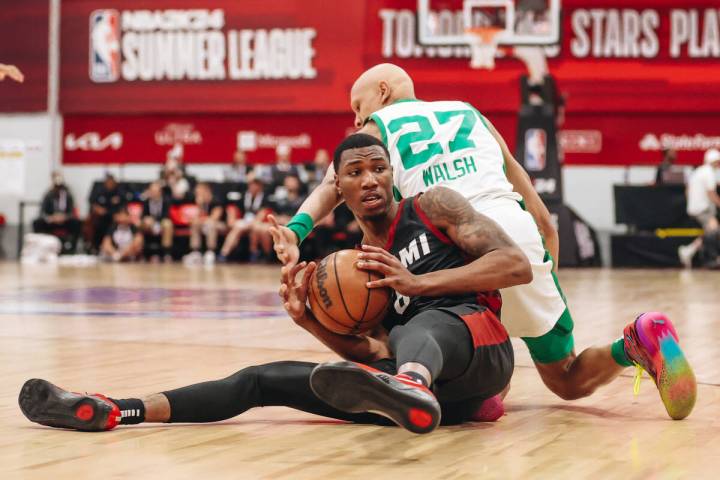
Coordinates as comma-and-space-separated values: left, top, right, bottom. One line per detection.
163, 360, 386, 425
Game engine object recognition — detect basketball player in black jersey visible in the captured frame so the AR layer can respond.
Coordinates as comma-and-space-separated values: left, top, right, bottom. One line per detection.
18, 133, 531, 434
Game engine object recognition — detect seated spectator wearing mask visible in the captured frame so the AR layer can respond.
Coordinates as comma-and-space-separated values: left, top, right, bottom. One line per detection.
100, 206, 144, 262
140, 181, 174, 262
306, 149, 330, 191
218, 177, 269, 262
251, 175, 306, 262
678, 149, 720, 268
183, 183, 226, 266
223, 149, 253, 187
33, 172, 81, 253
85, 173, 126, 253
269, 144, 307, 191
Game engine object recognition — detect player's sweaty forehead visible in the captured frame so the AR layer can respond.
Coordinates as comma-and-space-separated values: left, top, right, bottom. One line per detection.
339, 145, 389, 169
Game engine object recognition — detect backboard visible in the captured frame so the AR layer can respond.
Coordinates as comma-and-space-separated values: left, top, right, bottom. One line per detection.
417, 0, 561, 47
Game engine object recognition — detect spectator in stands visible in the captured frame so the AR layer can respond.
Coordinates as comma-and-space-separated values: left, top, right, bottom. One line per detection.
655, 148, 685, 185
251, 175, 306, 262
100, 206, 144, 262
140, 181, 173, 262
678, 149, 720, 268
161, 162, 191, 202
306, 148, 330, 191
218, 177, 269, 262
183, 183, 226, 265
33, 172, 81, 253
270, 144, 306, 191
85, 173, 126, 253
223, 149, 252, 186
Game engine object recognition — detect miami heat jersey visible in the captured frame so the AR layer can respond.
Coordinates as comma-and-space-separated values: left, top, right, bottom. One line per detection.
369, 99, 521, 212
381, 195, 501, 332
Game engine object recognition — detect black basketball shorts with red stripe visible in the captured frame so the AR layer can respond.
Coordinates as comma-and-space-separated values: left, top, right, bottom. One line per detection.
385, 303, 514, 424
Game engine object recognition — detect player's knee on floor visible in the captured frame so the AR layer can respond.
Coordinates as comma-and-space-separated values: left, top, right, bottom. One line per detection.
534, 356, 596, 401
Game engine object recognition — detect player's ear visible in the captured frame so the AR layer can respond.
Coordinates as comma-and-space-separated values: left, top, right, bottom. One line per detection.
334, 173, 343, 199
378, 81, 391, 105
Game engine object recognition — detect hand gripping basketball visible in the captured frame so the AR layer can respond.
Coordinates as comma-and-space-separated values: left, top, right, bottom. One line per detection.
279, 261, 317, 325
356, 245, 423, 297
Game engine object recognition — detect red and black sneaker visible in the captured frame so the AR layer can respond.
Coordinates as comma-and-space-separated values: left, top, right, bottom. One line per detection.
18, 379, 121, 431
310, 361, 441, 434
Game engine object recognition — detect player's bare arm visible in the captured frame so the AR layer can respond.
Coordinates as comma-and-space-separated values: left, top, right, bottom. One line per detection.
359, 187, 531, 296
279, 261, 391, 362
484, 116, 560, 269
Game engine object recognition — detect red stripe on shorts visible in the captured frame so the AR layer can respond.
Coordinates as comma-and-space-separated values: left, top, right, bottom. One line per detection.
461, 310, 509, 348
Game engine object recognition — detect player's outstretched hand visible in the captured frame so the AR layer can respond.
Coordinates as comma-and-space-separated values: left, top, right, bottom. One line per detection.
0, 64, 24, 83
268, 214, 300, 269
357, 244, 423, 297
279, 260, 316, 325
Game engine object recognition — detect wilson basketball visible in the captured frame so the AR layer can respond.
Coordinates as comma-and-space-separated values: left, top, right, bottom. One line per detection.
308, 249, 391, 335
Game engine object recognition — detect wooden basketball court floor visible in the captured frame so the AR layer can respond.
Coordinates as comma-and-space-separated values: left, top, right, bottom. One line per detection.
0, 262, 718, 479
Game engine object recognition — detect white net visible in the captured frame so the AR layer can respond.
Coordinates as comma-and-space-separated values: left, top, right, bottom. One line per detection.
467, 27, 503, 69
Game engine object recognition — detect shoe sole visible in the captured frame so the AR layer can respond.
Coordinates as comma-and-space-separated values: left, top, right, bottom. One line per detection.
18, 379, 112, 431
310, 362, 440, 434
636, 314, 697, 420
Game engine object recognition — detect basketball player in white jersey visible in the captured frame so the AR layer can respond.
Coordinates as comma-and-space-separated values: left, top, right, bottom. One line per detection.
271, 64, 695, 420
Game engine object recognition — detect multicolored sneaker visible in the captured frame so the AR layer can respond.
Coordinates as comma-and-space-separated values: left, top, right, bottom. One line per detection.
310, 361, 441, 434
19, 379, 121, 431
623, 312, 696, 420
470, 395, 505, 422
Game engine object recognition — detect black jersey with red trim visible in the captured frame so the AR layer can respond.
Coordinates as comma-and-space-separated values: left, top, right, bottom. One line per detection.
381, 194, 501, 332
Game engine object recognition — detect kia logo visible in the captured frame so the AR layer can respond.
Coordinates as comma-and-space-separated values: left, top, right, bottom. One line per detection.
65, 132, 123, 151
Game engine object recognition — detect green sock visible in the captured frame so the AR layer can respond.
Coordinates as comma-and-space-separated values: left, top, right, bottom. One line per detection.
611, 338, 634, 367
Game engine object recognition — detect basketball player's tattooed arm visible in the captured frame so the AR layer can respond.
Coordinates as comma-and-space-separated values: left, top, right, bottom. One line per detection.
279, 262, 392, 362
484, 117, 559, 271
360, 187, 532, 296
271, 122, 383, 269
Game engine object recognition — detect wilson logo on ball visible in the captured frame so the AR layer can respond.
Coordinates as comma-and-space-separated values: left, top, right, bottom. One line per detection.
315, 258, 332, 309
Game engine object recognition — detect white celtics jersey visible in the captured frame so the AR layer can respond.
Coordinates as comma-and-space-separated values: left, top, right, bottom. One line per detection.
370, 99, 521, 210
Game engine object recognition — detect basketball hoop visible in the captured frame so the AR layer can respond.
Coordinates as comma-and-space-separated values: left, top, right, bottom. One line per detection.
465, 26, 504, 69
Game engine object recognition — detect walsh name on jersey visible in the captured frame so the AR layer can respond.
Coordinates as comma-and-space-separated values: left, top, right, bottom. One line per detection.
421, 156, 478, 188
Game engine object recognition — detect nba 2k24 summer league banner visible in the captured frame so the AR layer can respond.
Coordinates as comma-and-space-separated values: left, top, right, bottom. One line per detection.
60, 1, 364, 114
62, 114, 354, 165
0, 0, 48, 112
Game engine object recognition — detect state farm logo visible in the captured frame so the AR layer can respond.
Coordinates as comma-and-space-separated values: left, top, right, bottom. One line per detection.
639, 133, 720, 152
65, 132, 123, 151
236, 131, 311, 151
154, 123, 203, 146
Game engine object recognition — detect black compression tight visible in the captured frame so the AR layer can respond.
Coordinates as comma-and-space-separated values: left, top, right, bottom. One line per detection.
163, 311, 478, 426
162, 359, 476, 426
163, 361, 389, 425
389, 309, 475, 382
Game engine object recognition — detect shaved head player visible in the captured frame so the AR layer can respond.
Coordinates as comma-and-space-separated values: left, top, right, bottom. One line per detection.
19, 134, 530, 434
272, 63, 697, 420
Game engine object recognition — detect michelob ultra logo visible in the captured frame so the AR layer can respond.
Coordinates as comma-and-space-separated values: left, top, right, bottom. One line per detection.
89, 8, 317, 83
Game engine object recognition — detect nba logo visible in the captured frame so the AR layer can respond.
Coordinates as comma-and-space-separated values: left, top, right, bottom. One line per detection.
89, 10, 120, 83
524, 128, 547, 172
